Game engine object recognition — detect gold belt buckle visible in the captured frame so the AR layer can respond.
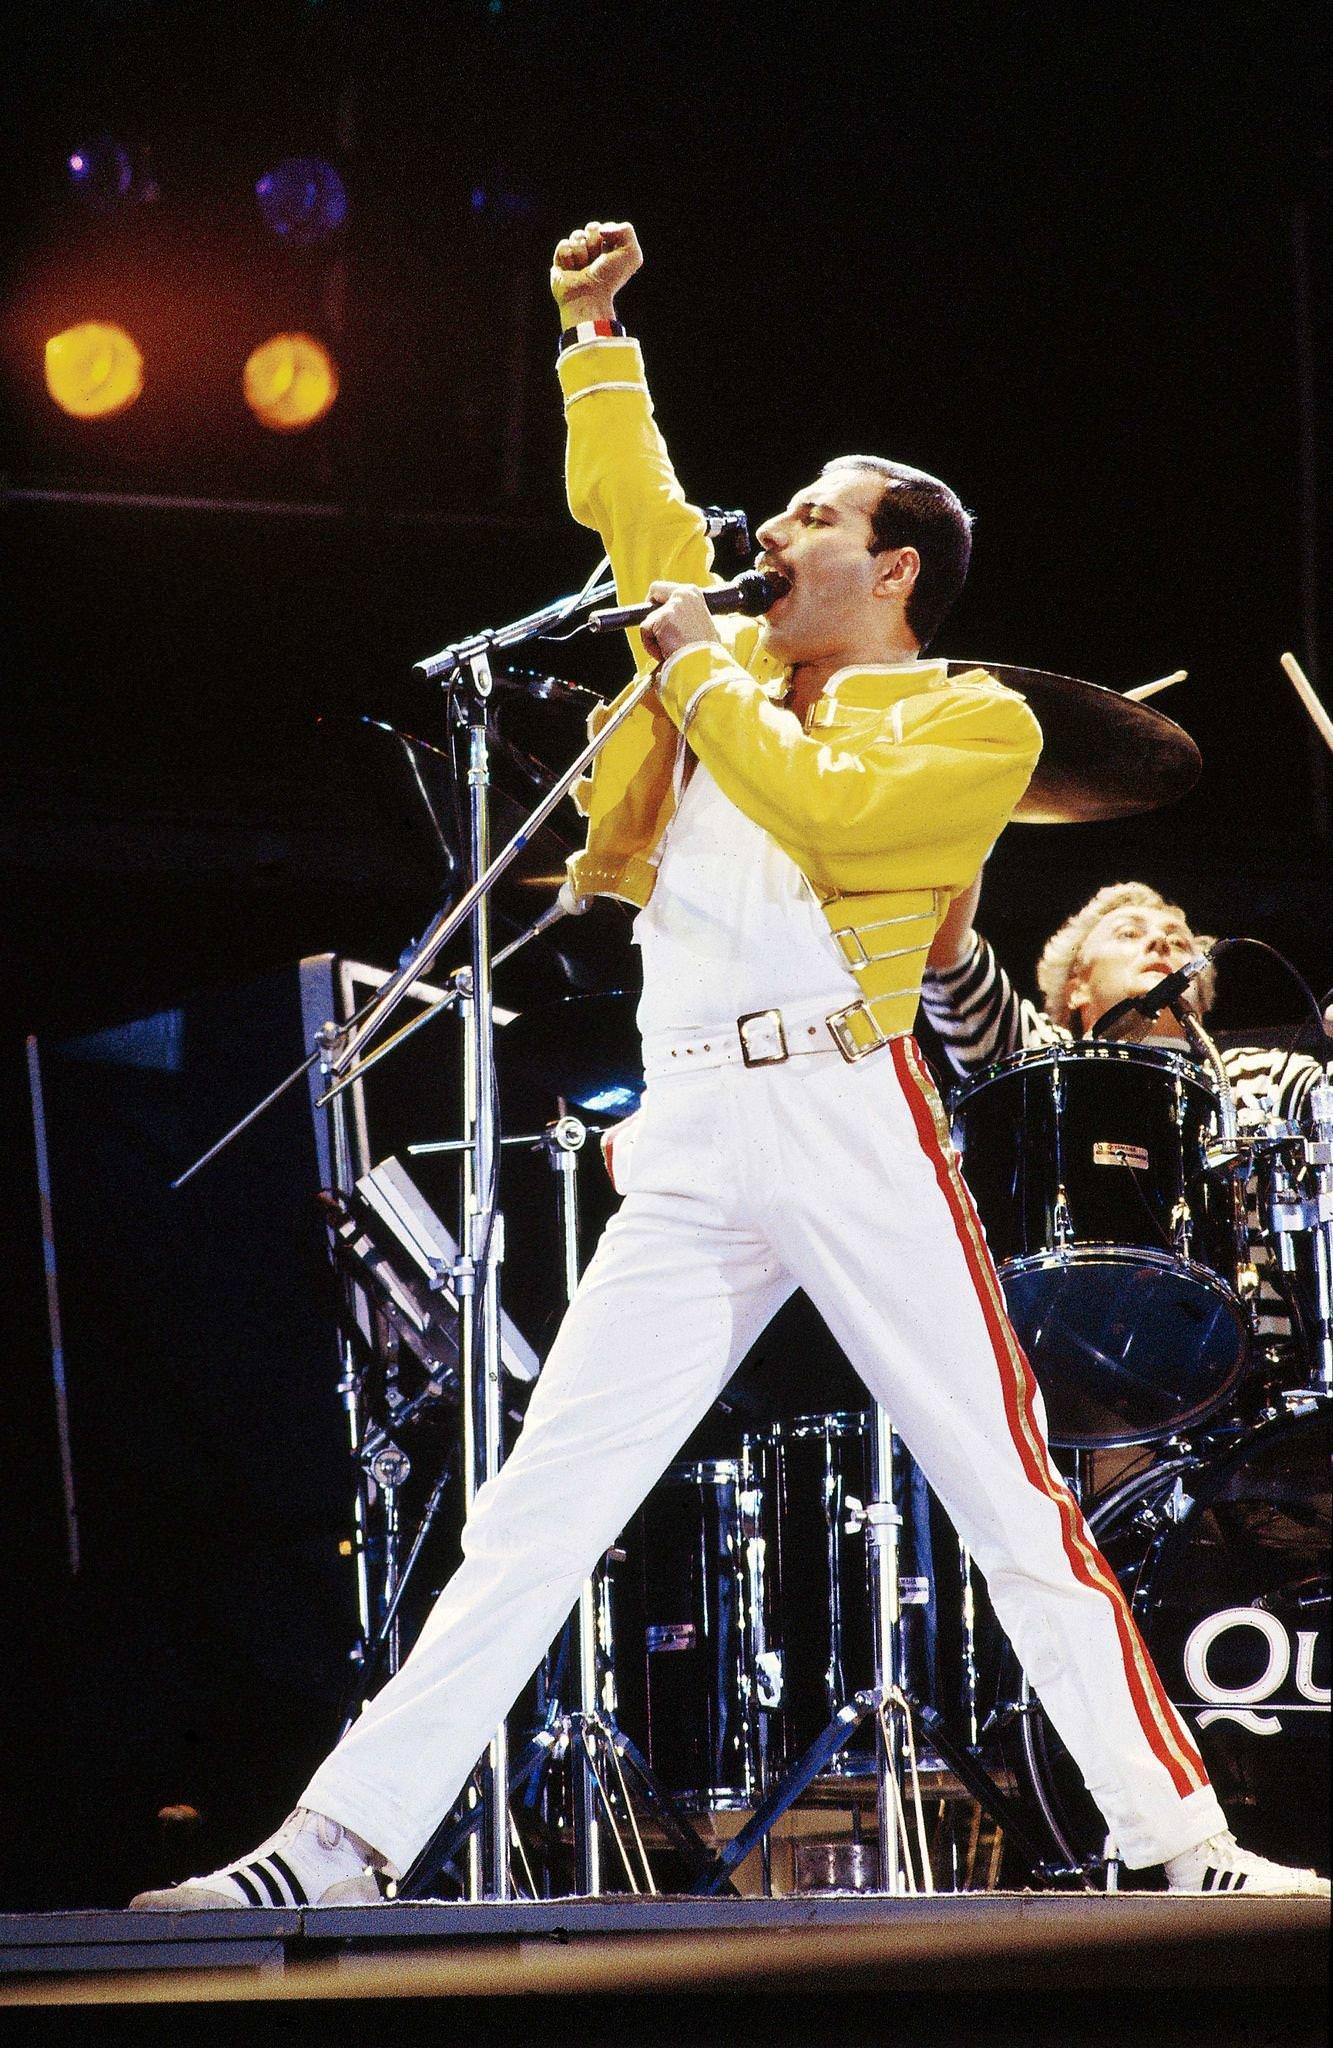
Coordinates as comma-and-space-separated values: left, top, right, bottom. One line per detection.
827, 1001, 892, 1064
737, 1008, 789, 1067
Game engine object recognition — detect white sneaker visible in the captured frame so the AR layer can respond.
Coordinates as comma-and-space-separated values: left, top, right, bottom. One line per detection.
129, 1808, 383, 1910
1165, 1832, 1330, 1897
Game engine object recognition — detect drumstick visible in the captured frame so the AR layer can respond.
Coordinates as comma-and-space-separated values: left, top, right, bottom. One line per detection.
1279, 651, 1333, 757
1123, 670, 1187, 702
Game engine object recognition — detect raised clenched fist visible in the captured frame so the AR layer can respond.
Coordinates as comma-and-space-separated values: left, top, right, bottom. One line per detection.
550, 221, 643, 322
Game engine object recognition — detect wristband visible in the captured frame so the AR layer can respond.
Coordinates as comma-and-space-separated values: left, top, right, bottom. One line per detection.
557, 318, 627, 352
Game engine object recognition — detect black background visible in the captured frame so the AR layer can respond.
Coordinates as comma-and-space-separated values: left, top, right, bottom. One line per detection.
1, 0, 1329, 1907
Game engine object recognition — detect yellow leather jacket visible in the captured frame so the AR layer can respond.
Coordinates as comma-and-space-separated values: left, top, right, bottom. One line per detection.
558, 336, 1042, 1057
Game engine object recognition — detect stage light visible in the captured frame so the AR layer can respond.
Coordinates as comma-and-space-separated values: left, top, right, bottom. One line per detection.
469, 186, 537, 222
66, 135, 158, 209
44, 322, 144, 419
67, 135, 134, 209
243, 333, 339, 431
254, 157, 347, 246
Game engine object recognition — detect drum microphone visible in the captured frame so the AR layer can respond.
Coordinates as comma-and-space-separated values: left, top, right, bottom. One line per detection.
1091, 950, 1215, 1039
587, 569, 790, 635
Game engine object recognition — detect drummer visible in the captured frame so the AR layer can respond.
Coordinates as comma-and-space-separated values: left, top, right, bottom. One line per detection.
920, 875, 1324, 1342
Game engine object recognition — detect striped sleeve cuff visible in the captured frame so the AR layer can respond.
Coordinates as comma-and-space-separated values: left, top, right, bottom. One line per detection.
919, 930, 1037, 1071
558, 318, 627, 352
921, 929, 984, 995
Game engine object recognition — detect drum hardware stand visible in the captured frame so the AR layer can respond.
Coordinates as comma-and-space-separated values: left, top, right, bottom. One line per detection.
1173, 1003, 1262, 1303
867, 1409, 909, 1892
403, 1697, 726, 1900
1296, 1077, 1333, 1397
692, 1412, 1052, 1896
959, 1545, 981, 1748
340, 1444, 460, 1724
1174, 938, 1333, 1385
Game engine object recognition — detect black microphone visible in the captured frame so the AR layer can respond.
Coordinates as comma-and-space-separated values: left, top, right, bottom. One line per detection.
587, 569, 790, 635
1091, 952, 1214, 1040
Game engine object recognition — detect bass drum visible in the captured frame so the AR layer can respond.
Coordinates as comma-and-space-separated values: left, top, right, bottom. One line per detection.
1009, 1405, 1331, 1878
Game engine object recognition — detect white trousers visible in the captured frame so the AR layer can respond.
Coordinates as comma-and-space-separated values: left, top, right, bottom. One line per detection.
303, 1038, 1225, 1873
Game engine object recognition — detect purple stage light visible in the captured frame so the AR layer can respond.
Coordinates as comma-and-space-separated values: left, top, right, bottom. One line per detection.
67, 135, 136, 209
254, 157, 348, 246
468, 187, 537, 223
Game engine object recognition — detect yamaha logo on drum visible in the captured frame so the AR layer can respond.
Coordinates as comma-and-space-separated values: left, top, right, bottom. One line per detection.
1181, 1607, 1331, 1735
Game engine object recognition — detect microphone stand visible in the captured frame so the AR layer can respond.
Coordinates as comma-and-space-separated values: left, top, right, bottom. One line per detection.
318, 588, 660, 1903
165, 560, 644, 1905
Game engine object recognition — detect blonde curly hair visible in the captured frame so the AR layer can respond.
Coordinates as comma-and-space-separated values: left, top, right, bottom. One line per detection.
1036, 882, 1217, 1032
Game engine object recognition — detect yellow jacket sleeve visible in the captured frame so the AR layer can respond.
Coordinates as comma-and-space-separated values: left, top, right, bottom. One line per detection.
559, 336, 716, 671
655, 642, 1042, 892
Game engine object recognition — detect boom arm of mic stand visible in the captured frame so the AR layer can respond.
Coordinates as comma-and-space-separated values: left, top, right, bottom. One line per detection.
320, 896, 581, 1104
414, 576, 616, 682
319, 669, 659, 1101
315, 981, 465, 1105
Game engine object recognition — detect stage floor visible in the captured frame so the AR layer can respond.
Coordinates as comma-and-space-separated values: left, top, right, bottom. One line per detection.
2, 1891, 1327, 2021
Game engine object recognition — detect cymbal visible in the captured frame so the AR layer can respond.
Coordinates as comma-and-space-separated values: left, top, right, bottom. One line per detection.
945, 661, 1202, 824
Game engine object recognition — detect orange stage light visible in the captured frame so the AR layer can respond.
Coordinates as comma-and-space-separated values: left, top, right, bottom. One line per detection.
243, 332, 338, 432
44, 322, 144, 418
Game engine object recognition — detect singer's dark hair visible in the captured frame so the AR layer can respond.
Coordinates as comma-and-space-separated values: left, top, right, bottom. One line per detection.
822, 456, 973, 648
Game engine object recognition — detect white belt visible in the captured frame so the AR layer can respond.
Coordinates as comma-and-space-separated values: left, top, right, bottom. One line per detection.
641, 995, 856, 1077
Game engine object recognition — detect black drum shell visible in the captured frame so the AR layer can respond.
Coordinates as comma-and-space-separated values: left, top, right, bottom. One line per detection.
745, 1413, 877, 1782
951, 1044, 1249, 1447
612, 1415, 941, 1813
612, 1458, 761, 1812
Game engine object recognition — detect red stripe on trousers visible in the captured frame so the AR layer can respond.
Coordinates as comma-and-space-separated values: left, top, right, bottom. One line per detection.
890, 1037, 1207, 1798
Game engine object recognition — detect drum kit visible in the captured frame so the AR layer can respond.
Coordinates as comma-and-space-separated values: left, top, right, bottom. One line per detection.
179, 573, 1332, 1900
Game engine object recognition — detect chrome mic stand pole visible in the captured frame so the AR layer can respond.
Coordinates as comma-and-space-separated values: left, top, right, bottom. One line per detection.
453, 648, 510, 1902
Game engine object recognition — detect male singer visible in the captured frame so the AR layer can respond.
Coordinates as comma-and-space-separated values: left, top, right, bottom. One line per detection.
133, 222, 1326, 1908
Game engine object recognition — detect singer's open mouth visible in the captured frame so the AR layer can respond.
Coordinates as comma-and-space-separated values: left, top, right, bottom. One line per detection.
759, 560, 793, 607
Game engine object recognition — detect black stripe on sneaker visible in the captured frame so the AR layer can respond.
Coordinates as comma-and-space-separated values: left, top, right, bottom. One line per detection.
268, 1852, 309, 1907
229, 1867, 265, 1907
1232, 1872, 1247, 1891
245, 1859, 288, 1908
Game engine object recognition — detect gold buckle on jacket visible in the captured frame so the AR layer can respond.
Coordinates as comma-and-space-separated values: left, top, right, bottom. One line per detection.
827, 1001, 893, 1064
737, 1009, 789, 1067
831, 925, 870, 968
